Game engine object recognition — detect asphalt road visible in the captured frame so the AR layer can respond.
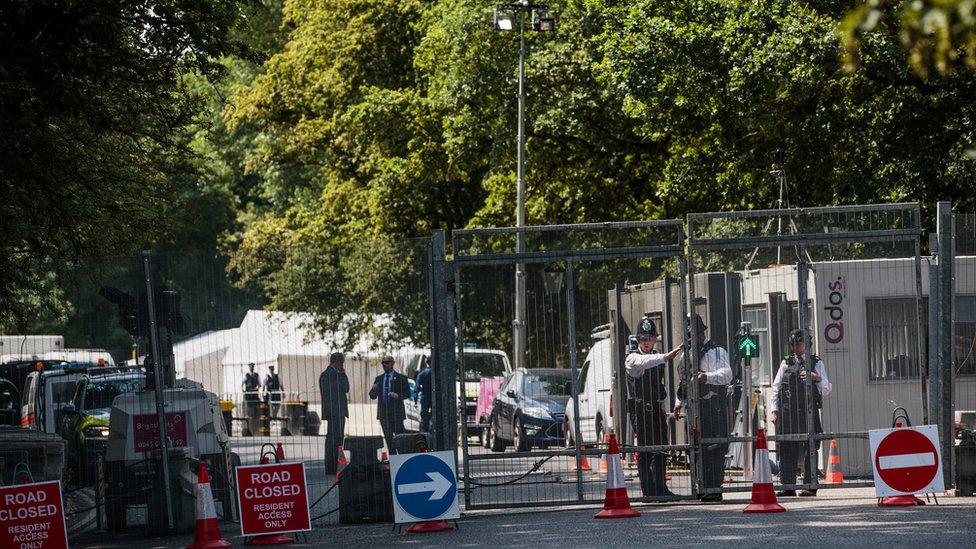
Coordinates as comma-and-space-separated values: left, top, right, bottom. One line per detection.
73, 488, 976, 548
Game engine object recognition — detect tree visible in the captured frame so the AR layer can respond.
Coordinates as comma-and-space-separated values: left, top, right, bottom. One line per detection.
0, 0, 250, 330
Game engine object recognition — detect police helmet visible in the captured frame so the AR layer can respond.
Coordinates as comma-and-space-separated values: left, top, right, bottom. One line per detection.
636, 315, 658, 339
686, 314, 707, 335
788, 329, 805, 344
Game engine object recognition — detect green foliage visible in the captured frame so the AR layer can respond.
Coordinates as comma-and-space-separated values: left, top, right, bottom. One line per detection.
840, 0, 976, 77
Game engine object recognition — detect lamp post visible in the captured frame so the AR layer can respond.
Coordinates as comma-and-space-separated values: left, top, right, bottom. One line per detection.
494, 2, 555, 371
543, 265, 564, 369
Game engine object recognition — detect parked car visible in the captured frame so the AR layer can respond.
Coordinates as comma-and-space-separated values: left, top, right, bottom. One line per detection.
61, 371, 145, 485
564, 336, 615, 446
487, 368, 572, 452
400, 347, 512, 439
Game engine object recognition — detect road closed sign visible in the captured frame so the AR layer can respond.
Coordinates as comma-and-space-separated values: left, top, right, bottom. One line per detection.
236, 462, 311, 537
389, 451, 459, 524
0, 480, 68, 549
869, 424, 945, 497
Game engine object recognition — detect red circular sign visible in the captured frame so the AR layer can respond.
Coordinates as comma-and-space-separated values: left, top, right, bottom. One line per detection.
874, 429, 939, 493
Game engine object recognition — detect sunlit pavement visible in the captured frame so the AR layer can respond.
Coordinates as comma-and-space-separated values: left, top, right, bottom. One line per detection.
73, 487, 976, 548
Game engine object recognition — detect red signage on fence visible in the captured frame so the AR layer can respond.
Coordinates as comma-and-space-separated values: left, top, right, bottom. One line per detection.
874, 428, 940, 493
236, 462, 311, 537
0, 480, 68, 549
133, 411, 188, 452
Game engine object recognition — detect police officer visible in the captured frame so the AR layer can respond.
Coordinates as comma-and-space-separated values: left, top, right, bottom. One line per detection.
674, 314, 733, 502
771, 329, 832, 497
626, 315, 683, 498
241, 363, 261, 435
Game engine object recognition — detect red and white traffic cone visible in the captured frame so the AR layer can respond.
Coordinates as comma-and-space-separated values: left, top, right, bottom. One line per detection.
743, 429, 786, 513
336, 444, 348, 481
186, 462, 231, 549
405, 447, 455, 534
595, 434, 640, 519
276, 442, 285, 462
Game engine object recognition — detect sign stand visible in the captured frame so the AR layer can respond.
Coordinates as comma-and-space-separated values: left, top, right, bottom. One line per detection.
869, 413, 944, 508
389, 450, 460, 534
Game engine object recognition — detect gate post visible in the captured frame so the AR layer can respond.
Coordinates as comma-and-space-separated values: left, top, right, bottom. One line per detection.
428, 230, 457, 452
931, 201, 954, 487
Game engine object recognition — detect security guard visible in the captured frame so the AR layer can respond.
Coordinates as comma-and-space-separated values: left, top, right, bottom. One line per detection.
674, 314, 733, 502
625, 314, 683, 498
771, 329, 832, 497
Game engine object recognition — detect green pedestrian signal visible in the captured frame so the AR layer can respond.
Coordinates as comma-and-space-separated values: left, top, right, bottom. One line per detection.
738, 335, 759, 358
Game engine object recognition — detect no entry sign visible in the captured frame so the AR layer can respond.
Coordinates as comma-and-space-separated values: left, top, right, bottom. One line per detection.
236, 462, 311, 537
869, 424, 945, 497
0, 480, 68, 549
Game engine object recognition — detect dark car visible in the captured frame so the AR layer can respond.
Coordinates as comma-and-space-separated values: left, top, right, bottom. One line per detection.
61, 371, 145, 485
487, 368, 571, 452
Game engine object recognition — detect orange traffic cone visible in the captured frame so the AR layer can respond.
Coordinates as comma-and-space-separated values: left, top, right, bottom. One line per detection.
824, 439, 844, 484
572, 445, 592, 472
599, 435, 609, 475
336, 444, 349, 481
743, 429, 786, 513
595, 434, 640, 518
186, 462, 231, 549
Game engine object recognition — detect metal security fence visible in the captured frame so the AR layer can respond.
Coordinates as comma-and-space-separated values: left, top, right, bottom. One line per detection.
447, 220, 695, 509
686, 203, 925, 496
950, 206, 976, 494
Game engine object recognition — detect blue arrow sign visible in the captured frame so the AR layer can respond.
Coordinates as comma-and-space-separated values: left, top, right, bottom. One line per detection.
392, 453, 458, 521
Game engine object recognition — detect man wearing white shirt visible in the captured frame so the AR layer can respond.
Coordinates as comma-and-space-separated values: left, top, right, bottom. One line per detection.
674, 314, 733, 502
771, 329, 831, 497
625, 315, 683, 498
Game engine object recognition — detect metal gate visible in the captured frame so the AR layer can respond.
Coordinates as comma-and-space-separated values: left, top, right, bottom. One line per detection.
440, 220, 693, 509
686, 203, 925, 496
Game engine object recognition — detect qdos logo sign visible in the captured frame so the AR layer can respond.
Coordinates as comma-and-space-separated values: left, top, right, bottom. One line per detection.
823, 276, 846, 348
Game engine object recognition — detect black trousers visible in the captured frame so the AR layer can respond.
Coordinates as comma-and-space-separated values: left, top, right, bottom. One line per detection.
324, 416, 346, 473
379, 413, 404, 452
779, 439, 816, 489
630, 400, 669, 497
699, 392, 729, 491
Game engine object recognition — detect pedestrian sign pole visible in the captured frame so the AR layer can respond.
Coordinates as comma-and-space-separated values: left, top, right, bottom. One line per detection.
736, 323, 760, 480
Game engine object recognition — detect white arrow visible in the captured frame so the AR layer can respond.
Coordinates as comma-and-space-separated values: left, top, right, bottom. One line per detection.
397, 472, 452, 501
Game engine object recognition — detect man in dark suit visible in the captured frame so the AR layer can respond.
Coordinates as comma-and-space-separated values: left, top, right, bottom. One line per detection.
319, 352, 348, 474
369, 355, 408, 452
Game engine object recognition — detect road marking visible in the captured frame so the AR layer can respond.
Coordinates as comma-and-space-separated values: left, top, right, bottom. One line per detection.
878, 452, 935, 470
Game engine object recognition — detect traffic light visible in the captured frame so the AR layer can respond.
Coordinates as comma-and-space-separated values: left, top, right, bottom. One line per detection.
99, 286, 187, 337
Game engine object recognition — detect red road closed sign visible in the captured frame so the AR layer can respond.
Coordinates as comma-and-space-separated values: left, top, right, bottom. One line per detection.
869, 424, 945, 497
0, 480, 68, 549
236, 462, 311, 537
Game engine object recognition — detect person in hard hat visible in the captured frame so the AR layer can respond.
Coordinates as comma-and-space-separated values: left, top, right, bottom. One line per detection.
319, 352, 349, 475
674, 314, 733, 502
369, 355, 409, 451
625, 314, 684, 498
771, 329, 832, 497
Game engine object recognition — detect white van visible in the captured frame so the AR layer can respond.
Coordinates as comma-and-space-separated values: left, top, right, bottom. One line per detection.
397, 347, 512, 438
564, 336, 614, 446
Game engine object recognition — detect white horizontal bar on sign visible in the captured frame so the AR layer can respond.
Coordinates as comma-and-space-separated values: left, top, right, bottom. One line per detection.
878, 452, 936, 470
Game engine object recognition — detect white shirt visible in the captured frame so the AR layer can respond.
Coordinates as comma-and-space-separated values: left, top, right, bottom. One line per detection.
675, 340, 733, 407
625, 351, 669, 379
770, 356, 832, 412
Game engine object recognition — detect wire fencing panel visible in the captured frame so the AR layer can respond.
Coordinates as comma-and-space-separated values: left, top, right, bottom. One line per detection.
687, 204, 924, 495
452, 221, 690, 508
952, 212, 976, 494
1, 237, 432, 539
